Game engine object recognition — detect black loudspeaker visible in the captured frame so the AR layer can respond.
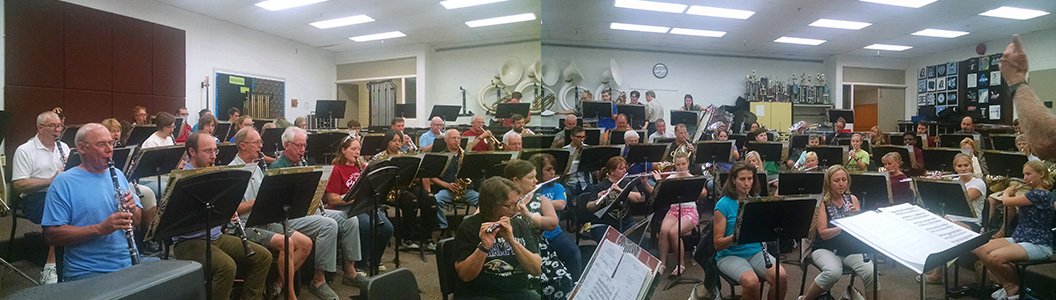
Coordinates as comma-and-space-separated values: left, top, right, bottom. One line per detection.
5, 260, 205, 300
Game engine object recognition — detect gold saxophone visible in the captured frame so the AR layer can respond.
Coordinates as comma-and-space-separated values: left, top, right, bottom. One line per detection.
450, 147, 472, 202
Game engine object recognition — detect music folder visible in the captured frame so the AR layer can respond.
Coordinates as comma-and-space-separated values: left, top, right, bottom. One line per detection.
570, 227, 661, 300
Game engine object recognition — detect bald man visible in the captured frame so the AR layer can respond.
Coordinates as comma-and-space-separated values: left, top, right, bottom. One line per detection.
463, 116, 495, 152
505, 133, 523, 152
552, 115, 580, 148
419, 117, 445, 153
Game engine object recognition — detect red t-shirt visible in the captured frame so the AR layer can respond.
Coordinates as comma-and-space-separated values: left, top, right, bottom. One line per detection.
175, 124, 192, 143
325, 164, 362, 209
462, 129, 492, 152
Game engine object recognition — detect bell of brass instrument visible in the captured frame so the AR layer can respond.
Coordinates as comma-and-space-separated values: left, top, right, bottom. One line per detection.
483, 131, 505, 151
531, 93, 556, 113
614, 91, 627, 105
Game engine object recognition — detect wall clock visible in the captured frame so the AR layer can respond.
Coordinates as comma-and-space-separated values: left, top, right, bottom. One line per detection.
653, 63, 668, 79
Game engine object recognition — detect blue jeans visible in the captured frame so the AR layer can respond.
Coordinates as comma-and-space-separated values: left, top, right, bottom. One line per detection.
357, 211, 393, 269
435, 189, 479, 229
547, 232, 582, 281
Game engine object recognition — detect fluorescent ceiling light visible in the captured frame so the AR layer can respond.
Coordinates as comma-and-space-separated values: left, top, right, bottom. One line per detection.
465, 13, 536, 28
864, 44, 912, 51
912, 28, 969, 38
310, 15, 375, 29
686, 5, 755, 19
774, 36, 826, 45
614, 0, 687, 14
610, 22, 670, 33
440, 0, 506, 10
980, 6, 1050, 20
669, 28, 725, 37
860, 0, 937, 8
255, 0, 327, 11
350, 31, 406, 42
809, 19, 871, 30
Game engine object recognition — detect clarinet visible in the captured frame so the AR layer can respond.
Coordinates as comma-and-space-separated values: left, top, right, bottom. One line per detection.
108, 158, 140, 265
230, 212, 256, 257
56, 137, 66, 166
257, 151, 268, 171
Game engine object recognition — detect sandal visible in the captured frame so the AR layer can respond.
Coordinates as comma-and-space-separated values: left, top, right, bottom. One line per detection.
670, 265, 685, 277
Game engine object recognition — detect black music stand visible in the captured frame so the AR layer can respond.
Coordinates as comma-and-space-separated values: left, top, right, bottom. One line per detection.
649, 176, 707, 290
805, 146, 844, 167
888, 133, 905, 145
989, 134, 1017, 151
128, 146, 186, 194
317, 100, 347, 122
826, 109, 854, 123
215, 143, 238, 166
394, 103, 415, 119
251, 119, 274, 133
718, 171, 769, 197
519, 149, 572, 175
625, 144, 667, 171
360, 134, 387, 157
305, 132, 346, 165
212, 122, 232, 142
617, 104, 646, 129
246, 170, 322, 294
694, 141, 732, 165
127, 125, 158, 147
982, 151, 1028, 178
727, 133, 749, 150
584, 128, 602, 146
429, 105, 462, 122
872, 146, 913, 168
261, 127, 284, 158
654, 138, 676, 145
836, 138, 871, 153
457, 152, 515, 180
940, 134, 975, 148
745, 142, 784, 162
66, 146, 135, 172
669, 111, 698, 128
734, 197, 818, 300
495, 102, 531, 120
59, 124, 82, 147
399, 154, 450, 261
592, 175, 641, 221
582, 101, 613, 120
376, 155, 423, 267
521, 134, 555, 149
849, 172, 892, 209
789, 134, 810, 150
607, 130, 644, 145
344, 164, 397, 275
577, 146, 623, 173
173, 118, 184, 139
557, 117, 583, 130
912, 179, 975, 218
777, 172, 825, 195
923, 148, 967, 172
149, 169, 252, 300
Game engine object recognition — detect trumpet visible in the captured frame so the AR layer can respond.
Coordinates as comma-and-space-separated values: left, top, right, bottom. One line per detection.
483, 130, 505, 151
402, 132, 419, 152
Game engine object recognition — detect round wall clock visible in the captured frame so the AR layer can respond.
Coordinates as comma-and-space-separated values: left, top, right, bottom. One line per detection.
653, 63, 668, 79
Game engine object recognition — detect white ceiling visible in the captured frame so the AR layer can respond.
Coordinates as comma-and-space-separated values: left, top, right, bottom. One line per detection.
543, 0, 1056, 61
155, 0, 542, 52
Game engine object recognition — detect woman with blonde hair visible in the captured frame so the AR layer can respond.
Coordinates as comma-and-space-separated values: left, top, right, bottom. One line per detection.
959, 137, 987, 177
803, 165, 877, 300
651, 152, 705, 276
869, 126, 889, 147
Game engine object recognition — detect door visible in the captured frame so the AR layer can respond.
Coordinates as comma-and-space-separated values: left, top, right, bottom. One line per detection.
878, 87, 906, 132
853, 104, 878, 132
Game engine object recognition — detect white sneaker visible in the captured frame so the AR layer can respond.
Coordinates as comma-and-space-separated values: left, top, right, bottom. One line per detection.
40, 263, 57, 284
991, 288, 1007, 300
377, 265, 387, 272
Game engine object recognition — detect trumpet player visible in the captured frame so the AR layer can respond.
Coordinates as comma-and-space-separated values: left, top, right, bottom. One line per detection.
42, 124, 146, 282
373, 129, 405, 160
391, 117, 416, 152
14, 110, 70, 284
502, 114, 534, 143
432, 129, 480, 231
464, 116, 496, 152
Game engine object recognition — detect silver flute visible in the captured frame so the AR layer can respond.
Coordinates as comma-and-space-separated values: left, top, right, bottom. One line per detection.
108, 158, 140, 265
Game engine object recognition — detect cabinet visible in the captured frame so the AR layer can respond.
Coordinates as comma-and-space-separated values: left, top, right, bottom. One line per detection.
750, 102, 792, 132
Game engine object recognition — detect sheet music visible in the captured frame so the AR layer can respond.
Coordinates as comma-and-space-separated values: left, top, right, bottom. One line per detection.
832, 203, 978, 274
575, 240, 622, 300
611, 253, 650, 300
571, 228, 659, 300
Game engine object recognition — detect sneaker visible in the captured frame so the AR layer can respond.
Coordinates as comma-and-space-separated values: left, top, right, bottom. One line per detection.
342, 272, 370, 287
377, 265, 388, 272
40, 263, 57, 284
402, 240, 420, 250
267, 282, 282, 300
424, 241, 437, 251
991, 288, 1007, 300
308, 282, 339, 300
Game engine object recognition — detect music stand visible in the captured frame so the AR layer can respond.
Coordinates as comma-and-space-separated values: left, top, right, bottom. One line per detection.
127, 125, 158, 147
252, 119, 274, 133
582, 101, 613, 120
617, 104, 646, 129
940, 134, 975, 148
922, 148, 967, 172
790, 134, 810, 150
59, 124, 84, 147
717, 171, 769, 197
648, 176, 707, 290
173, 118, 184, 140
372, 155, 423, 267
0, 111, 11, 146
457, 152, 516, 181
246, 170, 322, 288
888, 133, 905, 146
305, 132, 347, 165
804, 146, 844, 167
982, 151, 1028, 178
669, 111, 698, 128
777, 172, 825, 195
727, 133, 749, 150
261, 127, 284, 157
849, 172, 892, 210
654, 138, 676, 145
694, 141, 733, 165
745, 142, 784, 162
584, 128, 602, 146
625, 144, 667, 168
734, 197, 819, 300
872, 146, 913, 168
316, 100, 347, 120
394, 103, 415, 119
577, 146, 623, 173
521, 134, 555, 149
989, 134, 1017, 151
429, 105, 462, 122
826, 109, 854, 123
495, 102, 531, 119
360, 134, 387, 157
66, 146, 135, 172
148, 168, 252, 300
402, 153, 450, 260
912, 178, 975, 218
607, 130, 645, 145
519, 149, 572, 175
128, 145, 186, 194
210, 143, 237, 166
212, 122, 232, 142
557, 117, 583, 130
836, 138, 871, 153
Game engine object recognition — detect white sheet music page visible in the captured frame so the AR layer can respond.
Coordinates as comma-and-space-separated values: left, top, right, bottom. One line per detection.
574, 239, 622, 300
611, 253, 650, 300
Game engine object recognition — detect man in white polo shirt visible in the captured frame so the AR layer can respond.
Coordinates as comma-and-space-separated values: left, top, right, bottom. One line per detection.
12, 110, 71, 284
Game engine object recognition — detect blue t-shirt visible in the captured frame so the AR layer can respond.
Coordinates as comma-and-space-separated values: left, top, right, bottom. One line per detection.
42, 167, 142, 278
537, 183, 566, 240
419, 130, 439, 148
1013, 189, 1055, 247
714, 196, 762, 259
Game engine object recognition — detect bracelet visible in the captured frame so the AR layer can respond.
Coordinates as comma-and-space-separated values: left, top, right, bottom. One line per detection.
1008, 81, 1028, 99
477, 242, 491, 253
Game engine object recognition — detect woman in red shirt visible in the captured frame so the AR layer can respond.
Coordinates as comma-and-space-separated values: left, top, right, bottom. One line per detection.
325, 137, 395, 274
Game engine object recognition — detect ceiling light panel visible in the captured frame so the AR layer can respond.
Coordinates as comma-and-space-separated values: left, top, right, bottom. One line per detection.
774, 36, 826, 45
255, 0, 327, 11
912, 29, 969, 38
350, 31, 406, 42
465, 13, 536, 28
859, 0, 937, 8
809, 19, 871, 30
980, 6, 1050, 20
669, 28, 725, 37
440, 0, 507, 10
686, 5, 755, 19
864, 44, 912, 51
614, 0, 687, 14
310, 15, 375, 29
610, 22, 670, 33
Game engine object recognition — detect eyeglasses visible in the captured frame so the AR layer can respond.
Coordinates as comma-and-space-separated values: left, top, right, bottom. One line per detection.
83, 141, 118, 148
39, 124, 62, 129
288, 143, 307, 149
242, 139, 263, 145
199, 148, 220, 155
573, 135, 586, 139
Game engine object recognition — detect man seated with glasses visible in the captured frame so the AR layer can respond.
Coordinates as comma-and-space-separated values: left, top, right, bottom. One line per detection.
12, 110, 71, 284
562, 126, 591, 198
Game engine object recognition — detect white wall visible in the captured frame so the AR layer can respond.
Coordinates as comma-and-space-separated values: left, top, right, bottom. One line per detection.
545, 45, 826, 125
46, 0, 337, 125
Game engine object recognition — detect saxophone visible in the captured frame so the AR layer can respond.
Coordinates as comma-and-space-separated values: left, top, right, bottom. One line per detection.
451, 147, 472, 202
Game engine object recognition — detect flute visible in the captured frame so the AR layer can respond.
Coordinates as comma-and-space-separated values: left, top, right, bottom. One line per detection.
899, 173, 972, 182
108, 158, 140, 265
486, 177, 559, 233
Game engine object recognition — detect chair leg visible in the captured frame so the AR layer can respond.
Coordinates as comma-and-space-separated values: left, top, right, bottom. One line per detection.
8, 213, 16, 257
800, 262, 808, 295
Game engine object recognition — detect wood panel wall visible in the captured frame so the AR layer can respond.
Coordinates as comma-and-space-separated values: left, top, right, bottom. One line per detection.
4, 0, 185, 159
